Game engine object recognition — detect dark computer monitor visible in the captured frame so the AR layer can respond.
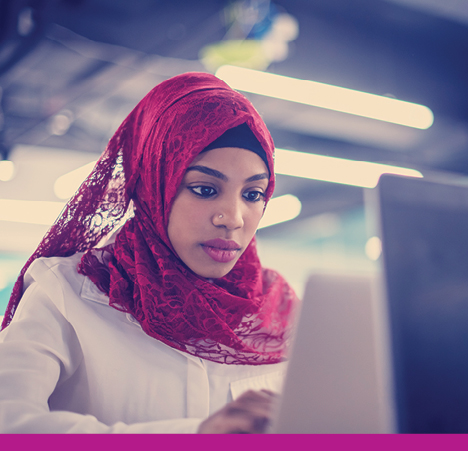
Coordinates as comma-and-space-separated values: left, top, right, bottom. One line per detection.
376, 173, 468, 433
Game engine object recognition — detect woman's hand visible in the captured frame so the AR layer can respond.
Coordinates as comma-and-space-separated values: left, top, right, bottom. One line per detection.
197, 389, 278, 434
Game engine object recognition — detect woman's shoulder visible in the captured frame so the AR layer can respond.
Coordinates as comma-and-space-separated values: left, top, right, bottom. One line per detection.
23, 253, 90, 301
26, 253, 84, 282
20, 252, 110, 318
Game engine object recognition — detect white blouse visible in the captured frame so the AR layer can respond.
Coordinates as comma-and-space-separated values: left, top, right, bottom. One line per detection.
0, 253, 287, 433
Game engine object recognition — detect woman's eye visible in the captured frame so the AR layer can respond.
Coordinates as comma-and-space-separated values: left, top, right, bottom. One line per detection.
243, 190, 265, 202
189, 186, 217, 198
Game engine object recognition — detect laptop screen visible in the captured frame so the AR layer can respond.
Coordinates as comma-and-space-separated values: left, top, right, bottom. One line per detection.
376, 174, 468, 433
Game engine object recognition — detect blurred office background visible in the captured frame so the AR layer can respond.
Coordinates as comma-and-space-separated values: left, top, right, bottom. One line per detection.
0, 0, 467, 311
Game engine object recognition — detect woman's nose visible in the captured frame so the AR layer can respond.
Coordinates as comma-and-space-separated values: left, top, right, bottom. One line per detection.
213, 200, 244, 230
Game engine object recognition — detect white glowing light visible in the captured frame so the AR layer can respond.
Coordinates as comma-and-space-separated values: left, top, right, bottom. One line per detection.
365, 236, 382, 261
54, 161, 97, 199
0, 160, 15, 182
275, 148, 423, 188
48, 110, 74, 136
216, 65, 434, 129
259, 194, 302, 229
0, 199, 66, 225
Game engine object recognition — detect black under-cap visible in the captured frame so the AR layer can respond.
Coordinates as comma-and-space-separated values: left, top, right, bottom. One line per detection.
202, 123, 269, 172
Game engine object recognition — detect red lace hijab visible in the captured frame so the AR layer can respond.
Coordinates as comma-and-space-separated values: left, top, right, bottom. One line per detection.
2, 73, 298, 365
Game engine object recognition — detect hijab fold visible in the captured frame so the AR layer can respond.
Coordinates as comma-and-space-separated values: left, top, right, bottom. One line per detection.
2, 72, 298, 365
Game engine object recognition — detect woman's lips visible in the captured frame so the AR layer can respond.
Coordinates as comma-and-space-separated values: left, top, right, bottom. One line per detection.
201, 239, 241, 263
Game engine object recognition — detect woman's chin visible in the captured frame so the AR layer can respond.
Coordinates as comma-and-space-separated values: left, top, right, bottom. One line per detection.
194, 261, 237, 280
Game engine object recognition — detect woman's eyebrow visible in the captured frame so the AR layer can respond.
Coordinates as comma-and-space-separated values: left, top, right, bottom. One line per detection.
245, 173, 269, 183
186, 165, 269, 183
186, 165, 227, 181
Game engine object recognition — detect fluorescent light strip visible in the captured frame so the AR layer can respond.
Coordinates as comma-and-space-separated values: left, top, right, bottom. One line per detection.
275, 148, 423, 188
259, 194, 302, 229
0, 199, 66, 225
216, 65, 434, 129
0, 160, 15, 182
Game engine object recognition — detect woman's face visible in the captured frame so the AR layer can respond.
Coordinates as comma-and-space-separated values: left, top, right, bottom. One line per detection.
168, 147, 269, 279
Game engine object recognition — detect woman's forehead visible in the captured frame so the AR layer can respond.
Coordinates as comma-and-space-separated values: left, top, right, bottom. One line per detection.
189, 146, 268, 171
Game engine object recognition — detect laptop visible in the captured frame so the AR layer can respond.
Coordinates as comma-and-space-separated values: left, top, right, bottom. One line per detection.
271, 173, 468, 433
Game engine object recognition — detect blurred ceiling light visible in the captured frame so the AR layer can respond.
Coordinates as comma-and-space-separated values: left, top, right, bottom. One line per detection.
54, 160, 96, 199
258, 194, 302, 229
48, 110, 74, 136
216, 65, 434, 129
17, 7, 34, 36
365, 236, 382, 261
200, 40, 270, 72
0, 160, 15, 182
0, 199, 65, 225
275, 148, 423, 188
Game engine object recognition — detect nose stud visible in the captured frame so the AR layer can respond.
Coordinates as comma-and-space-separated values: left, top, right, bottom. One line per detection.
218, 214, 223, 219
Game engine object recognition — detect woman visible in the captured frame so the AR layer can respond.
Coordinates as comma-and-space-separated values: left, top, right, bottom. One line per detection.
0, 72, 298, 433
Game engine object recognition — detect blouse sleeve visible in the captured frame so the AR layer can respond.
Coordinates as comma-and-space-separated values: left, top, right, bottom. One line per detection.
0, 264, 203, 434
